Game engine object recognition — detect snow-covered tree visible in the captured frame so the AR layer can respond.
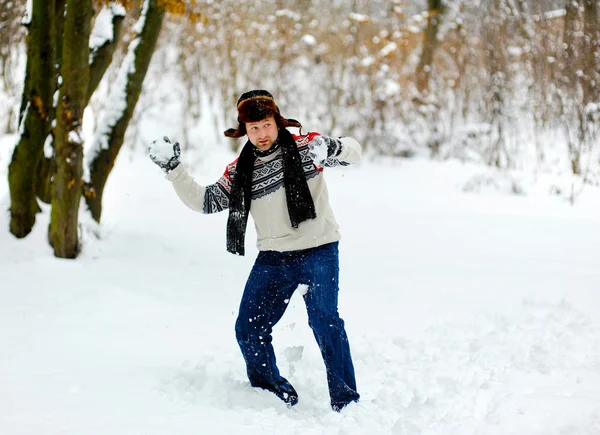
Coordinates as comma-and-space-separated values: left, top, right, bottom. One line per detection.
7, 0, 198, 258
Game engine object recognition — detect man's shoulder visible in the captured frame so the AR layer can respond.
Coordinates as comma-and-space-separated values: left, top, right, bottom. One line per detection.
223, 157, 239, 178
292, 131, 321, 147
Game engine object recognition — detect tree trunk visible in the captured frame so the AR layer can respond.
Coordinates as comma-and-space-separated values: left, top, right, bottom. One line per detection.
85, 0, 165, 222
7, 0, 55, 238
35, 1, 125, 206
48, 0, 93, 258
416, 0, 442, 95
563, 1, 580, 87
583, 0, 600, 104
485, 0, 509, 168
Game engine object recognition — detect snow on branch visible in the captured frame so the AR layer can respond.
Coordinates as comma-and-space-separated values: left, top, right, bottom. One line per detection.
543, 9, 566, 20
23, 0, 32, 25
89, 2, 127, 63
379, 42, 397, 58
18, 102, 31, 136
348, 12, 369, 23
274, 9, 300, 21
84, 0, 149, 182
133, 0, 150, 34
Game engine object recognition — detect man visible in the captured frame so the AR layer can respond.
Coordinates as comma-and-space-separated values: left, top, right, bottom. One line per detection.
149, 90, 361, 411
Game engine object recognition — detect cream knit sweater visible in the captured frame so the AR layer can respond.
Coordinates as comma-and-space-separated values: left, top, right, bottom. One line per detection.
166, 132, 362, 253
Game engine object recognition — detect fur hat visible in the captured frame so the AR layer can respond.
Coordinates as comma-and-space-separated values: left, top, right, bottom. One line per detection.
224, 90, 302, 138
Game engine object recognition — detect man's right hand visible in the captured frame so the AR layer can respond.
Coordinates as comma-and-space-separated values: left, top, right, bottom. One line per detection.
149, 136, 181, 173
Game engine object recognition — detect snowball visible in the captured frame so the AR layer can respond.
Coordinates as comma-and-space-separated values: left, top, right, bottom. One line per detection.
308, 137, 328, 165
148, 137, 176, 161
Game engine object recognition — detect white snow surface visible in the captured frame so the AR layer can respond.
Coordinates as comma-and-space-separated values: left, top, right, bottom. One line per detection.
1, 132, 600, 434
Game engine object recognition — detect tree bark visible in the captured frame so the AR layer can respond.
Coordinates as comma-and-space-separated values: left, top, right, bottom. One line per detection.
563, 1, 580, 87
48, 0, 93, 258
85, 0, 165, 222
34, 0, 69, 206
7, 0, 55, 238
416, 0, 442, 95
34, 153, 54, 204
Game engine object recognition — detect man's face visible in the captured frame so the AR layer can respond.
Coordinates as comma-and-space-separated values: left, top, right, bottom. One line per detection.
246, 116, 279, 151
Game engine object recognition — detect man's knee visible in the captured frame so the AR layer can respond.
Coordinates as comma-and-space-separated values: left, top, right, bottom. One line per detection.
308, 311, 345, 335
235, 316, 250, 343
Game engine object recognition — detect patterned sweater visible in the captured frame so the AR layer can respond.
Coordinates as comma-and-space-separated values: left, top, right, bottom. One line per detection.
166, 132, 362, 252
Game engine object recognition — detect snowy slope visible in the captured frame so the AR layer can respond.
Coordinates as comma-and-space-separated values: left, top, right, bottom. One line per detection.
1, 134, 600, 435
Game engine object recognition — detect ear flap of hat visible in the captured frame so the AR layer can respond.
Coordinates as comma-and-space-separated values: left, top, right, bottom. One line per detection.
224, 125, 246, 138
277, 116, 302, 130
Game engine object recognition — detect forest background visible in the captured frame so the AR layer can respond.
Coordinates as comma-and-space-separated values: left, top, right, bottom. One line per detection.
0, 0, 599, 257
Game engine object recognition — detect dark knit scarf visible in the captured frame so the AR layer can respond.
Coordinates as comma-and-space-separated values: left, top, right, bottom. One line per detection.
226, 128, 316, 255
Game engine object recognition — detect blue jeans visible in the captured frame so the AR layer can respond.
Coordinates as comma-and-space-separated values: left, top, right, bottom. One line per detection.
235, 242, 359, 409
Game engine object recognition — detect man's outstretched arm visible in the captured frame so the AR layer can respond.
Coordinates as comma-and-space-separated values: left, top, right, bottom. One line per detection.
149, 137, 233, 214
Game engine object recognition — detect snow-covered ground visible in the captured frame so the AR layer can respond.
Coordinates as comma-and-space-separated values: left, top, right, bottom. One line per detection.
1, 134, 599, 434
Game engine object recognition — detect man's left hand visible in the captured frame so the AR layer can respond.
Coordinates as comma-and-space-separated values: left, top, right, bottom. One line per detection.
307, 135, 342, 165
